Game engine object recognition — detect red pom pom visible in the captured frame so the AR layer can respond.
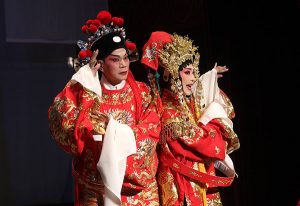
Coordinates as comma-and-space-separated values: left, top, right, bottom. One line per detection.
85, 49, 92, 57
93, 19, 101, 28
78, 50, 87, 59
89, 24, 98, 33
118, 18, 124, 26
111, 17, 119, 25
97, 10, 111, 25
112, 17, 124, 26
125, 41, 136, 51
81, 25, 89, 33
86, 19, 93, 26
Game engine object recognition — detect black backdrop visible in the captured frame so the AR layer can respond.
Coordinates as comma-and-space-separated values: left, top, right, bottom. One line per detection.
0, 0, 299, 205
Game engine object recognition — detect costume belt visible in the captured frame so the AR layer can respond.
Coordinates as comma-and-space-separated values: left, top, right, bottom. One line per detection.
160, 152, 235, 187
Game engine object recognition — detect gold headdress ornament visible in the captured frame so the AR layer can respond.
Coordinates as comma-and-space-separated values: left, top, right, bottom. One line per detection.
157, 33, 200, 103
159, 34, 202, 123
141, 32, 202, 122
158, 33, 200, 80
141, 32, 200, 99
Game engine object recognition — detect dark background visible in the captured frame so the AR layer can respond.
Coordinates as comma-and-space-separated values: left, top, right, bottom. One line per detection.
0, 0, 299, 205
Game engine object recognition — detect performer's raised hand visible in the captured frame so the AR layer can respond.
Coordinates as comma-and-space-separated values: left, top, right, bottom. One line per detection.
89, 49, 101, 76
89, 110, 109, 135
214, 62, 229, 78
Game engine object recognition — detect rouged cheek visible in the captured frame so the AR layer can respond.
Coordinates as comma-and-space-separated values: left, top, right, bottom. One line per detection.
123, 61, 130, 67
181, 77, 188, 84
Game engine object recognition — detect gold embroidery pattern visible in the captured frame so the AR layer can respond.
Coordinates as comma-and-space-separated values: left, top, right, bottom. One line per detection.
49, 95, 79, 154
141, 90, 152, 106
173, 163, 179, 169
216, 119, 240, 153
161, 119, 201, 145
190, 171, 200, 177
219, 91, 235, 119
101, 87, 133, 105
194, 80, 206, 112
209, 128, 216, 138
157, 170, 178, 206
88, 106, 107, 135
104, 108, 134, 125
127, 138, 158, 189
207, 192, 222, 206
83, 87, 100, 102
135, 138, 156, 167
190, 164, 205, 201
129, 169, 155, 182
122, 180, 159, 206
215, 146, 221, 155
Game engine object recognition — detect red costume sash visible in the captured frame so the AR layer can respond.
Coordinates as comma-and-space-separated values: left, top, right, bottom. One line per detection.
160, 152, 235, 187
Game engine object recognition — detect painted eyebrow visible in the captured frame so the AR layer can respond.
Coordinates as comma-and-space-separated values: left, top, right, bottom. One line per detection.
108, 53, 128, 58
183, 67, 193, 71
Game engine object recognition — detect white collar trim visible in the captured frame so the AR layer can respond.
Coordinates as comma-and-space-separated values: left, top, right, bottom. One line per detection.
101, 75, 126, 90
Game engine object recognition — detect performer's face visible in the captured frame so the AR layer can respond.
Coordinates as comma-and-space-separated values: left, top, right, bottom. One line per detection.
101, 48, 130, 85
179, 64, 196, 96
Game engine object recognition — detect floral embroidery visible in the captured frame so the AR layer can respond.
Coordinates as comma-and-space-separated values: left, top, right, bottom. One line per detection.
142, 44, 158, 62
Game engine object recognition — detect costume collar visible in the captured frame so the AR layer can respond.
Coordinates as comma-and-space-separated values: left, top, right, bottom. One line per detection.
101, 75, 126, 90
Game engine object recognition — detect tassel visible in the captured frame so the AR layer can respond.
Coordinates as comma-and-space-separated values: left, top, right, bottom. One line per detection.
198, 163, 207, 206
155, 72, 161, 94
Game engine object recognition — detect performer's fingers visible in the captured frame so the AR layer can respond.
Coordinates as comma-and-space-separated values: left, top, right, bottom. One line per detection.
91, 63, 101, 76
91, 50, 98, 61
89, 60, 96, 68
90, 114, 100, 119
91, 112, 108, 122
216, 66, 229, 73
89, 50, 98, 68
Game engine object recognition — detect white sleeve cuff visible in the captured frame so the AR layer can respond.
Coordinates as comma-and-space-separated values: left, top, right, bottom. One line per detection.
93, 135, 103, 141
198, 101, 232, 128
71, 64, 102, 97
97, 117, 136, 205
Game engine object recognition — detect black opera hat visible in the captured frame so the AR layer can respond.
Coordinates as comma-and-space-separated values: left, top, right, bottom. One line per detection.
91, 32, 128, 60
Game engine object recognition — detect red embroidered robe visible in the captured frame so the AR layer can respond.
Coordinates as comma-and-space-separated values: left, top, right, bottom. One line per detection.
157, 89, 240, 206
48, 77, 161, 206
